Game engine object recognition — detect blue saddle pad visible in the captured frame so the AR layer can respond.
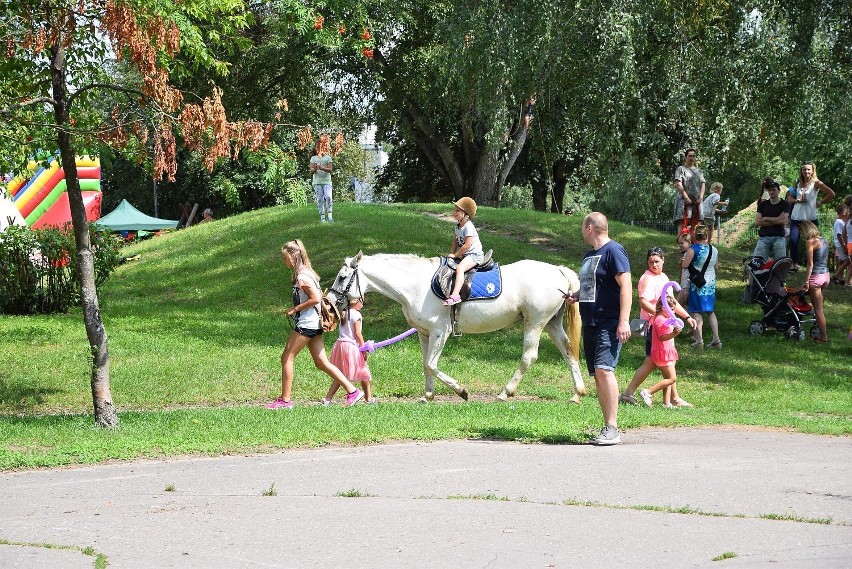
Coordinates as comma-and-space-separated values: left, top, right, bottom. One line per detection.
431, 257, 502, 301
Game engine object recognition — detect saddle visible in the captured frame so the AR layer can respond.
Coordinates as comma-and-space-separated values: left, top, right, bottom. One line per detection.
430, 249, 501, 302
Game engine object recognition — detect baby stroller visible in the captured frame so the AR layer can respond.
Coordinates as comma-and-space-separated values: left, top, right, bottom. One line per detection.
742, 256, 818, 340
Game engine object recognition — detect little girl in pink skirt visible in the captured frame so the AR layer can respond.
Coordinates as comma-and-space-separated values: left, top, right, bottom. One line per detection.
323, 297, 374, 404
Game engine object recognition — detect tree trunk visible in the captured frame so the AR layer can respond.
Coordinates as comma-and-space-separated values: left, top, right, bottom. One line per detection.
549, 158, 567, 213
51, 43, 118, 428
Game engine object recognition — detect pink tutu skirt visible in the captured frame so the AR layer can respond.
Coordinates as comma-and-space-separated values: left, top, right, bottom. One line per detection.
329, 341, 372, 383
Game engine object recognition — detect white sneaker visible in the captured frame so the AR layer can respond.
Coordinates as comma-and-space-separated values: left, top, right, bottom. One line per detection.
639, 389, 653, 407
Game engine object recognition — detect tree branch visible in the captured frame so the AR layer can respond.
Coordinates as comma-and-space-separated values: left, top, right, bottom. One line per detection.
0, 97, 57, 116
67, 83, 145, 107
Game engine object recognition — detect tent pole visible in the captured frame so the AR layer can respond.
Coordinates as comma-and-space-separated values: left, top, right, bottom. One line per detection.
152, 177, 158, 218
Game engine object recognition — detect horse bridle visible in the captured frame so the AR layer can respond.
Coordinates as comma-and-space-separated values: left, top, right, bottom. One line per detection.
329, 260, 363, 311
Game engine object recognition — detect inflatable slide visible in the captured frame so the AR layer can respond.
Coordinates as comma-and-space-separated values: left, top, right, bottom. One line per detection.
4, 156, 102, 229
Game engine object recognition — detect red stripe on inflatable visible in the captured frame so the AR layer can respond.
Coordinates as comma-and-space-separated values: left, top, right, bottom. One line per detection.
31, 191, 103, 229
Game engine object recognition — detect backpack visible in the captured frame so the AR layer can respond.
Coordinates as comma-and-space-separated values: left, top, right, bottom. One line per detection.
317, 293, 340, 333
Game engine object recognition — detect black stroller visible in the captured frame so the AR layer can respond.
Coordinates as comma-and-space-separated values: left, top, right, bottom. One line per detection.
742, 256, 818, 340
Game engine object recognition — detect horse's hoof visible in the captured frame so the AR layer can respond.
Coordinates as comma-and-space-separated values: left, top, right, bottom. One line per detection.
577, 387, 588, 396
423, 392, 434, 402
419, 397, 428, 404
569, 393, 582, 404
497, 392, 508, 402
459, 388, 469, 401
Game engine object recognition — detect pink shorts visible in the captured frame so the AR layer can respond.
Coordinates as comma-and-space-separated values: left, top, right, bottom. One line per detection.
808, 273, 830, 288
653, 359, 676, 368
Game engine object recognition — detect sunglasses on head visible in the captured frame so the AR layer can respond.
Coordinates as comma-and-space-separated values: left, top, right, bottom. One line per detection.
646, 247, 664, 258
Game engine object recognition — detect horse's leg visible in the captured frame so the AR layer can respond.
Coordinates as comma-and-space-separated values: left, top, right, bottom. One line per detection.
545, 312, 588, 403
498, 323, 544, 401
418, 332, 436, 402
422, 331, 469, 402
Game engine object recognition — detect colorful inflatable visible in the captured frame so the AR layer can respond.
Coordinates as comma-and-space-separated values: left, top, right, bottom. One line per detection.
5, 156, 102, 229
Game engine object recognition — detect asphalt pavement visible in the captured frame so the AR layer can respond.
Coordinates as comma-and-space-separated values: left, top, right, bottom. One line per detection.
1, 427, 850, 568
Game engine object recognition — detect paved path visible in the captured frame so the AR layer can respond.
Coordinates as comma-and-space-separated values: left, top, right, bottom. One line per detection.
1, 427, 850, 568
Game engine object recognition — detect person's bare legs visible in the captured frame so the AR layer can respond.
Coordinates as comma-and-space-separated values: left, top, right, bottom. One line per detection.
691, 312, 704, 344
280, 331, 311, 401
307, 335, 358, 393
450, 256, 477, 298
809, 286, 828, 340
361, 380, 372, 401
624, 357, 655, 397
706, 311, 721, 345
595, 368, 619, 427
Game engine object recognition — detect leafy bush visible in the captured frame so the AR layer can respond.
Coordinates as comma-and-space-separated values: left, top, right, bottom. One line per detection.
500, 184, 534, 210
0, 224, 122, 315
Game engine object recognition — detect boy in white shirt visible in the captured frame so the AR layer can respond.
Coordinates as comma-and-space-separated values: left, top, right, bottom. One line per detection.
701, 182, 728, 243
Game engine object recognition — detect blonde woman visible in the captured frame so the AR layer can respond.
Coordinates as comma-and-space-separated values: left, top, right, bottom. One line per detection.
800, 221, 830, 343
787, 162, 835, 271
268, 240, 363, 409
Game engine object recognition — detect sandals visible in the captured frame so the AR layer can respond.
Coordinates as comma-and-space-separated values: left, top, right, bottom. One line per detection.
706, 340, 722, 349
443, 295, 462, 306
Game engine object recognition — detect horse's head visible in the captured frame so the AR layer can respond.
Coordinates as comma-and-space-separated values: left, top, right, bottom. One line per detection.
327, 251, 364, 310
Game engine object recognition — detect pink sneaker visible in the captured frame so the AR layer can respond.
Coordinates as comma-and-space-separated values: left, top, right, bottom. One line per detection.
345, 390, 364, 407
266, 397, 293, 410
443, 295, 461, 306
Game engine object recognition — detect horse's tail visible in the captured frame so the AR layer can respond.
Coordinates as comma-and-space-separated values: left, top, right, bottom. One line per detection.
565, 300, 581, 362
559, 267, 582, 362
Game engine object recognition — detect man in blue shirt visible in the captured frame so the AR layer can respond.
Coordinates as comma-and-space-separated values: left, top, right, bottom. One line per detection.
565, 212, 632, 445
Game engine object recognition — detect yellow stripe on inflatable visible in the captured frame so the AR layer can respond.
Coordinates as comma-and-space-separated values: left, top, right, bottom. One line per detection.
15, 161, 61, 209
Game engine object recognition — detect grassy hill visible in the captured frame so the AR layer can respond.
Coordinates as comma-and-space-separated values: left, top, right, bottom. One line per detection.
1, 203, 850, 469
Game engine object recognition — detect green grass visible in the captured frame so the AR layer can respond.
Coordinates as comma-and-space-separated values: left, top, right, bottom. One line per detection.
1, 202, 851, 470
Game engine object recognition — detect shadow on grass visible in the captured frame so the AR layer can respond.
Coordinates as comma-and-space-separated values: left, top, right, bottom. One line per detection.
0, 374, 65, 414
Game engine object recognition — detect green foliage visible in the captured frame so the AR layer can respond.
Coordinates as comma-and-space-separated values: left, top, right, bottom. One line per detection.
500, 185, 534, 211
0, 224, 121, 315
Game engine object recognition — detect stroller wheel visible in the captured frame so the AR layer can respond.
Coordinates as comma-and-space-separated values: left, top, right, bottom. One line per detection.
749, 321, 765, 336
809, 325, 822, 340
786, 326, 805, 341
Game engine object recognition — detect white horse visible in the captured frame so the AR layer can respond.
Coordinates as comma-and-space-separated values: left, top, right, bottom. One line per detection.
326, 252, 587, 403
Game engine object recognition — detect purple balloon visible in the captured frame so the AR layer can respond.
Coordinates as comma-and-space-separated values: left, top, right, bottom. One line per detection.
659, 281, 684, 329
360, 327, 418, 353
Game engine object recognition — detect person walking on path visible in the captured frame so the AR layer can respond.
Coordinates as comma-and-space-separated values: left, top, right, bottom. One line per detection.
787, 161, 835, 271
268, 240, 363, 409
564, 212, 632, 445
673, 148, 705, 236
310, 136, 335, 223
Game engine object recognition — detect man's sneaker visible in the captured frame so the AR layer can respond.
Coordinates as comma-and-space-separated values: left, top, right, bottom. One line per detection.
639, 389, 653, 407
619, 392, 638, 405
266, 397, 293, 410
591, 424, 621, 445
345, 389, 364, 407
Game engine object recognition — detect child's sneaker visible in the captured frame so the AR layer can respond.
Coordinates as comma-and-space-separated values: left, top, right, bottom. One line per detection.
639, 389, 653, 407
673, 397, 693, 408
266, 397, 293, 410
320, 398, 332, 406
662, 403, 677, 409
345, 389, 364, 407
